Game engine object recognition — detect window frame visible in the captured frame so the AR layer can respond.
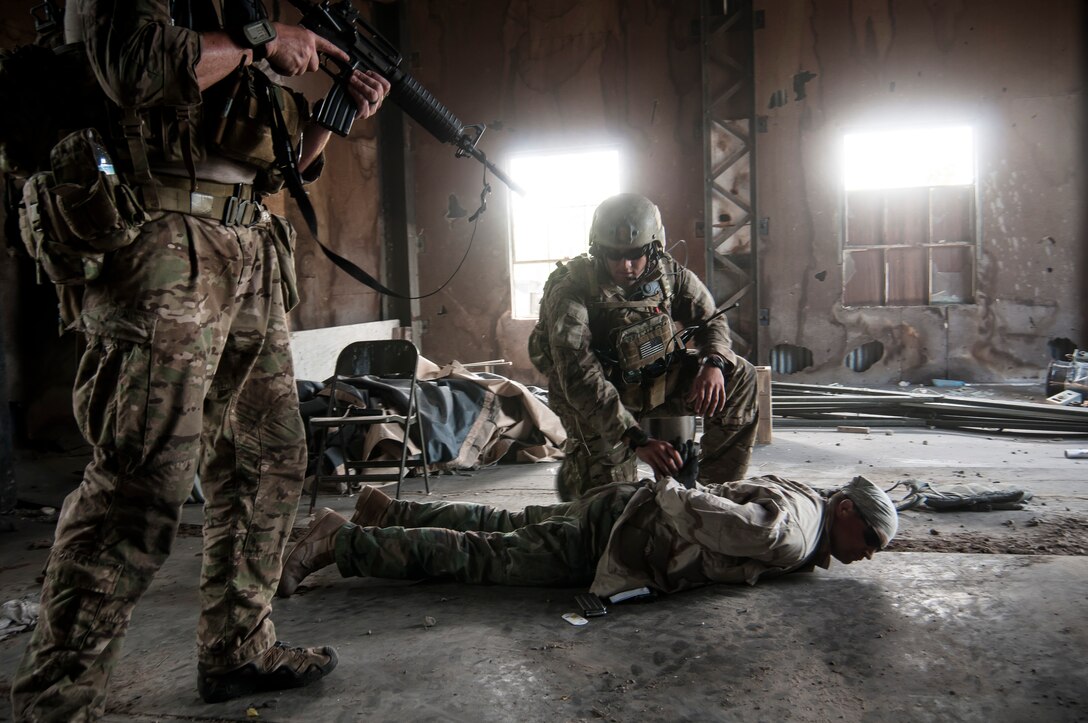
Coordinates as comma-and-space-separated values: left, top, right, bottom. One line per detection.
506, 147, 623, 320
840, 126, 979, 308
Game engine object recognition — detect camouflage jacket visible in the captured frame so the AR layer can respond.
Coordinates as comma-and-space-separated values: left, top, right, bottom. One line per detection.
531, 252, 737, 443
70, 0, 315, 189
590, 475, 830, 598
73, 0, 203, 111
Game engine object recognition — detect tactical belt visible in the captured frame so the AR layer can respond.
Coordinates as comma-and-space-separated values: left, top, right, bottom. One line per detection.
151, 175, 268, 227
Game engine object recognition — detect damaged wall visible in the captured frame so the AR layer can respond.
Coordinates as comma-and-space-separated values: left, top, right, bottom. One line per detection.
275, 4, 386, 333
754, 0, 1085, 384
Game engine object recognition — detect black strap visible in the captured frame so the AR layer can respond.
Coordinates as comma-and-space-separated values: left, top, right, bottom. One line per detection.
317, 242, 416, 299
264, 73, 417, 300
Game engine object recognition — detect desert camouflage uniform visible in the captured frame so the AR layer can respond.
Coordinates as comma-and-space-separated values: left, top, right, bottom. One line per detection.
531, 253, 758, 501
327, 475, 828, 593
12, 2, 310, 720
590, 475, 829, 598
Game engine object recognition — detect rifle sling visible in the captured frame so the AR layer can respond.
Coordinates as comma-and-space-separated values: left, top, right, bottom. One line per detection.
267, 76, 414, 300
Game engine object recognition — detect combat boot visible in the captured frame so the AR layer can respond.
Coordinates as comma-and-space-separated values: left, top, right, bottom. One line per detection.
277, 508, 346, 598
351, 484, 394, 526
197, 641, 338, 703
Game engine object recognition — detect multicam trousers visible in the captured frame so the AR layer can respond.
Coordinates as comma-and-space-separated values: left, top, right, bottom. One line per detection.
11, 212, 306, 722
334, 482, 643, 586
552, 357, 759, 501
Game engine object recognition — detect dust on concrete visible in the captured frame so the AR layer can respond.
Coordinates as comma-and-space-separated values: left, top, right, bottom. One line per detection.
889, 513, 1088, 555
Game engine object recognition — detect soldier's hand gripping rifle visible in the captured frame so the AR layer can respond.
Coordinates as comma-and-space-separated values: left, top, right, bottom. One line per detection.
287, 0, 524, 196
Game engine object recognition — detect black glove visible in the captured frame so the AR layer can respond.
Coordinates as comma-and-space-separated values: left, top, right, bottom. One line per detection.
671, 438, 699, 489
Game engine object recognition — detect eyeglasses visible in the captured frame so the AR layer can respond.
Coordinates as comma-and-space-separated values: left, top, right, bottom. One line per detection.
855, 506, 883, 550
863, 526, 882, 550
602, 246, 650, 262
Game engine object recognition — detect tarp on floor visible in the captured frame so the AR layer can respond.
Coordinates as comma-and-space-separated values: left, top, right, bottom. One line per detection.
299, 358, 565, 475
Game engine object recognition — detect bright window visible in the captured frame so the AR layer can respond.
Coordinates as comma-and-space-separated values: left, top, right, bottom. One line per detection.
844, 125, 975, 191
842, 125, 977, 307
508, 149, 621, 319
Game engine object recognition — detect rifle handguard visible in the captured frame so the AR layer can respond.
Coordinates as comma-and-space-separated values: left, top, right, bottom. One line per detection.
390, 73, 464, 144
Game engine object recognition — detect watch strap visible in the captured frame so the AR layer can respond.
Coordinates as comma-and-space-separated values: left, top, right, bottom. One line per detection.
625, 426, 650, 451
241, 19, 276, 61
701, 355, 729, 373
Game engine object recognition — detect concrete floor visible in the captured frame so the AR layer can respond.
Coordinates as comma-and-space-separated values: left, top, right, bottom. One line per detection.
1, 425, 1087, 722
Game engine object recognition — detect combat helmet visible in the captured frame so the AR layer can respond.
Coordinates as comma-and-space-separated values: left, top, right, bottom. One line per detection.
588, 193, 666, 257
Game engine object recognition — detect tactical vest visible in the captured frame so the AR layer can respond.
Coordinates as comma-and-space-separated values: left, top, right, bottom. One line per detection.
62, 0, 306, 202
529, 253, 681, 408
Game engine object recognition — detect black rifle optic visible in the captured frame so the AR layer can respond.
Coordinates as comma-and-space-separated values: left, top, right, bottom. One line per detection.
287, 0, 524, 195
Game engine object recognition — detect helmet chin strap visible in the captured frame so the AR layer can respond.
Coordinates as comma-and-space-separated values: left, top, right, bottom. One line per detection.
647, 240, 664, 264
630, 243, 664, 289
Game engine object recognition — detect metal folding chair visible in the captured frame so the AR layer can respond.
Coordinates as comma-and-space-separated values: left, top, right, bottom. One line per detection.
308, 339, 431, 512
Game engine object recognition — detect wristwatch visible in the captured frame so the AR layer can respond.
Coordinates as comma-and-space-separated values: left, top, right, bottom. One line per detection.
242, 19, 277, 61
700, 354, 728, 373
625, 426, 650, 451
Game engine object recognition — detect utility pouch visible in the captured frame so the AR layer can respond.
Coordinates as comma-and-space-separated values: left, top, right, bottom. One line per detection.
269, 213, 300, 312
610, 313, 676, 374
20, 170, 103, 285
209, 64, 303, 171
19, 128, 148, 286
528, 322, 554, 376
50, 128, 147, 250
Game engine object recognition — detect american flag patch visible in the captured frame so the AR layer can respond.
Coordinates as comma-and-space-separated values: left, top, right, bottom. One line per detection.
639, 339, 664, 359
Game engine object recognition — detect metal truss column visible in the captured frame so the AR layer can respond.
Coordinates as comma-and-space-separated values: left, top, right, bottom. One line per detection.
701, 0, 758, 361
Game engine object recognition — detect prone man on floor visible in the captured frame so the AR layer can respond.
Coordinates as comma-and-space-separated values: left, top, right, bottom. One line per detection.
277, 461, 899, 600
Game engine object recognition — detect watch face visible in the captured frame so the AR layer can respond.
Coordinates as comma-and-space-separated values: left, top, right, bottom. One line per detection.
244, 19, 276, 46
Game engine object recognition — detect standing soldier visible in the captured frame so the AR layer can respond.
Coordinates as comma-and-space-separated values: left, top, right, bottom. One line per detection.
10, 0, 389, 718
529, 193, 758, 500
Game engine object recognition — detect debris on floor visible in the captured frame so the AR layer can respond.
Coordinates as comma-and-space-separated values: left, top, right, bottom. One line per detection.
888, 479, 1033, 512
0, 595, 39, 641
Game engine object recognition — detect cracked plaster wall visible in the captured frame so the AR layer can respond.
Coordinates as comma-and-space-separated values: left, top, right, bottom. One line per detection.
754, 0, 1086, 384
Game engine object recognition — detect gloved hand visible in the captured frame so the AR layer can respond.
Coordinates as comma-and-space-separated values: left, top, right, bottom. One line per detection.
671, 438, 699, 489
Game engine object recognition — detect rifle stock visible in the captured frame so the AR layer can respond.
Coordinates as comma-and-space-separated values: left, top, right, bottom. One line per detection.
288, 0, 523, 195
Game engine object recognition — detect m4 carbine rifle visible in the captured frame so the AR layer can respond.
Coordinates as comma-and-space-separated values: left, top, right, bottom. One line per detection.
287, 0, 523, 195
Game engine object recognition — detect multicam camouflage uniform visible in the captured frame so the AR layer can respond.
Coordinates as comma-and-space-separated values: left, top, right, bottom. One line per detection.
326, 475, 828, 594
12, 2, 311, 720
530, 252, 758, 501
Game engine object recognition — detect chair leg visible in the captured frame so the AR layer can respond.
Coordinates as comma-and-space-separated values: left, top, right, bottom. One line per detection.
310, 384, 338, 514
310, 426, 327, 514
395, 430, 411, 501
416, 411, 431, 495
395, 388, 414, 501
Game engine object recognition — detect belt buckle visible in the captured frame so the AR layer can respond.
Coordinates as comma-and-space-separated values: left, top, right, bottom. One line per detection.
223, 196, 240, 225
223, 196, 266, 227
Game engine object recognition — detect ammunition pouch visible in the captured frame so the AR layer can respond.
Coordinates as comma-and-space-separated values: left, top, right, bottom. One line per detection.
208, 63, 304, 171
528, 322, 553, 376
19, 128, 148, 287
